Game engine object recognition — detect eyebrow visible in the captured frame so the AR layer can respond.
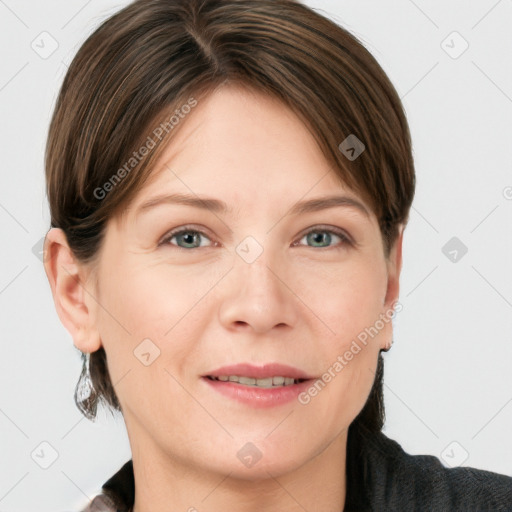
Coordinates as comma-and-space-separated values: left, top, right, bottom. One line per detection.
289, 195, 370, 218
136, 193, 234, 215
135, 193, 370, 218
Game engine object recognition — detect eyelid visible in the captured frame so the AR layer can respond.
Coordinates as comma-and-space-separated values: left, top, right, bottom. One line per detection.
158, 224, 215, 247
159, 224, 354, 249
294, 224, 354, 247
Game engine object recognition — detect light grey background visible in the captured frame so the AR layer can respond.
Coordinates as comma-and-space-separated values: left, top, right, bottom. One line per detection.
0, 1, 511, 510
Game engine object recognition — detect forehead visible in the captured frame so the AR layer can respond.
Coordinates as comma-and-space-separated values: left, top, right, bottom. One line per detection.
120, 84, 374, 224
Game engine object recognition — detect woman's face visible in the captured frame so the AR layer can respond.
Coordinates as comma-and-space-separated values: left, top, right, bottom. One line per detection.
73, 84, 402, 478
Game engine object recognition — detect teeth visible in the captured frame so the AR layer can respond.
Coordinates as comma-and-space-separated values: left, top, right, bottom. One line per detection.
210, 375, 302, 387
239, 376, 257, 386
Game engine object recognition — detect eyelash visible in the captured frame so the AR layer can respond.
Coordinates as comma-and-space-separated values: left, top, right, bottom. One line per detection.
159, 225, 354, 250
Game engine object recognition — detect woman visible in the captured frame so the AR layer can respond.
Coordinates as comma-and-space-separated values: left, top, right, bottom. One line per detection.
43, 0, 512, 510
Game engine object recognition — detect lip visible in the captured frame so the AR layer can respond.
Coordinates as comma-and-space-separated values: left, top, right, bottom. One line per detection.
203, 362, 315, 380
201, 362, 317, 409
201, 376, 314, 409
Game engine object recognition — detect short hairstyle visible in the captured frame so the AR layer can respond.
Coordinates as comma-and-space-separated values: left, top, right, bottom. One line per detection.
45, 0, 415, 442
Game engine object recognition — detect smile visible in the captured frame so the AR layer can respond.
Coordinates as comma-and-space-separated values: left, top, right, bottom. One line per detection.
206, 375, 307, 387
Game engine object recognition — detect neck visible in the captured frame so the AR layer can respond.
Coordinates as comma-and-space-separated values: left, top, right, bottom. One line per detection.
129, 424, 348, 512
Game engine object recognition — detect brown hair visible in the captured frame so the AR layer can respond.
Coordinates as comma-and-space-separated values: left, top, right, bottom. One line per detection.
45, 0, 415, 439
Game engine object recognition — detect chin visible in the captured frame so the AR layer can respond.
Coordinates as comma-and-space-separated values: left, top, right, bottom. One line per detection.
206, 439, 309, 480
221, 457, 302, 481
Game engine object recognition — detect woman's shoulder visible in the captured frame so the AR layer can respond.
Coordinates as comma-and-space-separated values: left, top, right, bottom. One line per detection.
348, 428, 512, 511
78, 433, 512, 511
79, 460, 134, 512
80, 493, 120, 512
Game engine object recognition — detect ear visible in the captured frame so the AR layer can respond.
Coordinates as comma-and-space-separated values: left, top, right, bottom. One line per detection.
383, 225, 404, 310
378, 225, 404, 351
43, 228, 102, 353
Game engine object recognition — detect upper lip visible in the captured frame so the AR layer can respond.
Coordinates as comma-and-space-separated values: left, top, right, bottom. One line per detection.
204, 363, 316, 380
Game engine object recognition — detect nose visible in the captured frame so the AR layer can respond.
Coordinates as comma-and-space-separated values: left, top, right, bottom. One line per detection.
218, 248, 299, 334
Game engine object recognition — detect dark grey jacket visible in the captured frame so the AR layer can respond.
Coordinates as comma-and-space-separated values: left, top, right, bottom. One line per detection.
81, 429, 512, 511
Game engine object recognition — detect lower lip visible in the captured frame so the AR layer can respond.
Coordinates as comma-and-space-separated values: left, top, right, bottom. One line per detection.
201, 377, 314, 408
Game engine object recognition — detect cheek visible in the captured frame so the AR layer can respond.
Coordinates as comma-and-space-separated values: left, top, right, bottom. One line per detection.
304, 260, 387, 418
95, 257, 226, 379
93, 262, 206, 415
99, 256, 220, 336
294, 257, 387, 344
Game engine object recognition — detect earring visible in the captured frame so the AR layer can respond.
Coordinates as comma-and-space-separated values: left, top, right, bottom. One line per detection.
382, 339, 393, 352
76, 351, 94, 402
